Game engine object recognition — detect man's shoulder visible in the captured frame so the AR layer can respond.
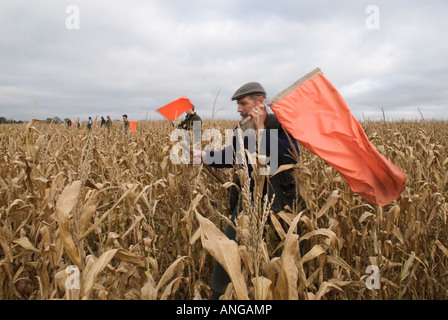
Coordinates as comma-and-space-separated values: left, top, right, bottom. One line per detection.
265, 113, 282, 130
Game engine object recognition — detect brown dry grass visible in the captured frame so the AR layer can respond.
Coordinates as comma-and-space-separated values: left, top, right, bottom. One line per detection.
0, 119, 447, 300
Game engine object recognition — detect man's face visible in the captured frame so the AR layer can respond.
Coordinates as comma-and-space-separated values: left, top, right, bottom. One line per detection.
237, 96, 263, 118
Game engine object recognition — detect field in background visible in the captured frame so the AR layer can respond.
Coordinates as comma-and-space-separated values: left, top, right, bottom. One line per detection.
0, 119, 447, 300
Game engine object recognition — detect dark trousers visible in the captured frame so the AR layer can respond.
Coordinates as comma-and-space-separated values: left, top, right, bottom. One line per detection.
210, 204, 239, 300
209, 199, 306, 300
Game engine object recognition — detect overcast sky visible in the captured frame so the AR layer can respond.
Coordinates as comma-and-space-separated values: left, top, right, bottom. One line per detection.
1, 0, 447, 122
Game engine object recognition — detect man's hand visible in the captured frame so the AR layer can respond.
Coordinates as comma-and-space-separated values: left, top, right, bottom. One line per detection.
249, 104, 267, 130
192, 149, 205, 164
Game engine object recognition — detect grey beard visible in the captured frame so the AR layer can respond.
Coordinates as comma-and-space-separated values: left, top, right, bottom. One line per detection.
239, 116, 255, 132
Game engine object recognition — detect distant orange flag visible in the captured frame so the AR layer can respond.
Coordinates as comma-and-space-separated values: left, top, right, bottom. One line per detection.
270, 68, 407, 206
157, 97, 194, 122
129, 121, 137, 133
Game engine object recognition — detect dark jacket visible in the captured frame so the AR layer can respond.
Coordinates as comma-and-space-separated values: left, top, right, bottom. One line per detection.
123, 120, 130, 133
204, 114, 302, 214
178, 112, 201, 130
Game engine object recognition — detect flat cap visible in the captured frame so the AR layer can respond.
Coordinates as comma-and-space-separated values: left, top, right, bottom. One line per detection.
231, 82, 266, 101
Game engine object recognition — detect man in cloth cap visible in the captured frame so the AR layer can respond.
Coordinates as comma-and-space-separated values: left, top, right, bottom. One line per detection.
178, 106, 202, 131
193, 82, 306, 299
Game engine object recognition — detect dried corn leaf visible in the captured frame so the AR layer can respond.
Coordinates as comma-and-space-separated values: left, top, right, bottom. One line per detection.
141, 273, 157, 300
401, 251, 416, 281
195, 211, 249, 300
115, 249, 145, 267
299, 228, 337, 249
160, 277, 186, 300
436, 240, 448, 258
81, 249, 118, 299
275, 212, 303, 300
251, 276, 273, 300
155, 255, 187, 293
55, 180, 82, 269
79, 184, 138, 240
13, 237, 41, 255
301, 244, 326, 264
315, 281, 345, 300
316, 191, 340, 219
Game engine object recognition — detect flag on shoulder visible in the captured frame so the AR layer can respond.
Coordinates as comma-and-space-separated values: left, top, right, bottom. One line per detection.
270, 68, 407, 207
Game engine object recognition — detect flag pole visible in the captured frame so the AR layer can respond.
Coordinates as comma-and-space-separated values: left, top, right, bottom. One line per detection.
270, 68, 322, 104
238, 68, 322, 127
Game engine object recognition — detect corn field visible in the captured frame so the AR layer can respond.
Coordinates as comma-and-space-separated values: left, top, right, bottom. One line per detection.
0, 118, 447, 300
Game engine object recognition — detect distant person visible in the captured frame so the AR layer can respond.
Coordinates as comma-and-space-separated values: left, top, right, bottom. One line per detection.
178, 106, 201, 130
65, 118, 72, 127
101, 116, 106, 127
87, 117, 93, 131
77, 118, 81, 129
122, 114, 130, 134
105, 115, 112, 131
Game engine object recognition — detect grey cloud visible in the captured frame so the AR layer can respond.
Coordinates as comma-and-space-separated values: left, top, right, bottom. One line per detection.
0, 0, 447, 122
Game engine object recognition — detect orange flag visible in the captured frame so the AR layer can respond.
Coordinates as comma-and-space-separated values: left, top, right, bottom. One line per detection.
129, 121, 137, 133
270, 68, 407, 206
157, 97, 194, 122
